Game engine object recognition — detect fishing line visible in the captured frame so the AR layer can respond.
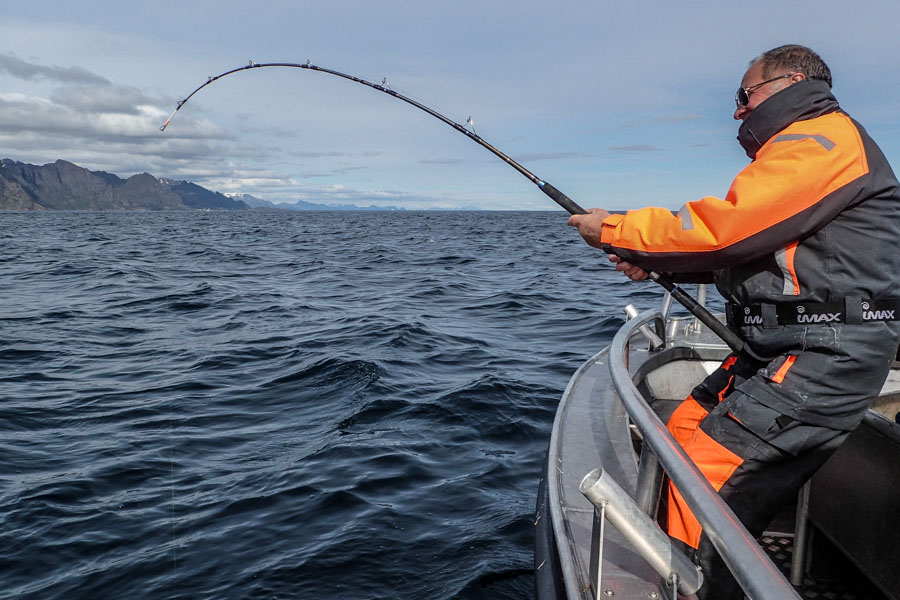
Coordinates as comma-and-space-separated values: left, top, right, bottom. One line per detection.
160, 60, 756, 359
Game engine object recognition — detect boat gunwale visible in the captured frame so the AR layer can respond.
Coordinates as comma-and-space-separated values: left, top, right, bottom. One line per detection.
545, 344, 610, 600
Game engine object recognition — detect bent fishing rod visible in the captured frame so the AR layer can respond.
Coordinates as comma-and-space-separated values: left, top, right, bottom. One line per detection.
160, 60, 752, 358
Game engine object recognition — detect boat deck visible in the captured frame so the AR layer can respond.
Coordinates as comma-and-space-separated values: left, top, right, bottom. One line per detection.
760, 534, 885, 600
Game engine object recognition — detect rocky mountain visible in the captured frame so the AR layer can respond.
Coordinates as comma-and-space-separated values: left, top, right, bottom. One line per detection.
162, 179, 249, 210
223, 192, 279, 209
0, 159, 248, 211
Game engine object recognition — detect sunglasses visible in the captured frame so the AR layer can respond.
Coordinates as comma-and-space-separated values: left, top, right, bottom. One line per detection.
735, 73, 795, 108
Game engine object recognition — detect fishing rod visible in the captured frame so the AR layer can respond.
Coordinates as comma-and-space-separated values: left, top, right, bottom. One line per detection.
160, 60, 753, 358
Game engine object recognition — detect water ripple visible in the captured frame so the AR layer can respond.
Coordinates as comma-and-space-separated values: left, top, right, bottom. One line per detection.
0, 210, 699, 600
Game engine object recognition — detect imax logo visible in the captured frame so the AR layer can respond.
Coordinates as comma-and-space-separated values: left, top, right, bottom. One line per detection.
796, 312, 842, 323
863, 309, 895, 321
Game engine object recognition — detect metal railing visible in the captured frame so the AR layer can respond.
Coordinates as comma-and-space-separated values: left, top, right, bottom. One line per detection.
594, 308, 802, 600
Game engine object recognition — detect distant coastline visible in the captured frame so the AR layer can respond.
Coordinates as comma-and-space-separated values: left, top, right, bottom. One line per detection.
0, 158, 412, 212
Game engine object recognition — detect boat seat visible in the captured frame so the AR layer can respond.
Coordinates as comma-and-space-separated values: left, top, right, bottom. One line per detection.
806, 396, 900, 600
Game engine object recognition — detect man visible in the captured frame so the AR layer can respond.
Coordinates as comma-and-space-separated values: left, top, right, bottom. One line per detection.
568, 45, 900, 599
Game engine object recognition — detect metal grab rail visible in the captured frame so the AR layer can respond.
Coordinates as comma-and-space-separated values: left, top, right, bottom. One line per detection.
608, 309, 802, 600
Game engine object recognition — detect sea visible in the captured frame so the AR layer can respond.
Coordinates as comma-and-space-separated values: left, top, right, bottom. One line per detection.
1, 210, 684, 600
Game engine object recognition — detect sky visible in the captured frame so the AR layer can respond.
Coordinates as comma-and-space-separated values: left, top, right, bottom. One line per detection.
2, 1, 900, 210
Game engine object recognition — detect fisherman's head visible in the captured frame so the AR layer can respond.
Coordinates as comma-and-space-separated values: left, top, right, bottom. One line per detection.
733, 45, 831, 121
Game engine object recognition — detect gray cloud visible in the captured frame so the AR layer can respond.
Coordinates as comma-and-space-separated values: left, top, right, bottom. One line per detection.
616, 114, 704, 130
332, 165, 367, 174
512, 151, 590, 162
420, 157, 464, 165
0, 91, 225, 143
49, 84, 159, 115
203, 174, 461, 208
288, 150, 349, 159
0, 52, 110, 85
608, 144, 663, 153
661, 114, 703, 123
300, 165, 367, 178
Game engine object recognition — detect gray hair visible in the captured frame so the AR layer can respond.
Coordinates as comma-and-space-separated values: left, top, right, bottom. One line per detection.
754, 45, 832, 88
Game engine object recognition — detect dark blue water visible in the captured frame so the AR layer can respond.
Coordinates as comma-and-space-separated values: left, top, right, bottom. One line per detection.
1, 210, 670, 599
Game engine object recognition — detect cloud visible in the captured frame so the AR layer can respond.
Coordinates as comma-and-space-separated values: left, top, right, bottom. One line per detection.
421, 158, 465, 165
299, 164, 369, 178
199, 176, 465, 209
0, 91, 224, 142
0, 52, 239, 184
616, 114, 704, 130
49, 84, 160, 115
512, 151, 590, 162
332, 165, 367, 174
0, 52, 110, 85
608, 144, 663, 153
289, 150, 349, 159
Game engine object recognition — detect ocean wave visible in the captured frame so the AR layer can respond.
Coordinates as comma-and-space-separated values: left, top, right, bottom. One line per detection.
0, 210, 679, 599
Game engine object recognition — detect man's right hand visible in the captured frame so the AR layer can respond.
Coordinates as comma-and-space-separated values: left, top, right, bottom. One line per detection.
567, 208, 611, 249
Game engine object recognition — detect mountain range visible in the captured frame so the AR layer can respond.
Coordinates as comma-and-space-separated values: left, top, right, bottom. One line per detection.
0, 159, 407, 211
222, 192, 407, 212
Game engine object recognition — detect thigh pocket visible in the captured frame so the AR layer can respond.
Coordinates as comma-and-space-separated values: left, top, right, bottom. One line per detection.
709, 394, 798, 459
717, 394, 827, 457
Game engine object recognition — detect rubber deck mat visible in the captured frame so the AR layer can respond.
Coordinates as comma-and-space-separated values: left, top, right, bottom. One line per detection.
759, 535, 885, 600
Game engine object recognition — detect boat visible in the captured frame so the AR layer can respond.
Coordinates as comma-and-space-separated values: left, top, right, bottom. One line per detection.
535, 285, 900, 599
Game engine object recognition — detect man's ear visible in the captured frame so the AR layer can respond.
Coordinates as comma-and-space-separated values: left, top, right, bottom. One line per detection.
791, 72, 807, 83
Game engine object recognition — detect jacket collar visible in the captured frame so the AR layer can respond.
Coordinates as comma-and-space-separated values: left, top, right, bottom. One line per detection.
737, 79, 840, 159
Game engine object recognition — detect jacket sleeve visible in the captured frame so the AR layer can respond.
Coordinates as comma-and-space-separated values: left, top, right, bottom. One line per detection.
599, 113, 869, 273
667, 271, 715, 284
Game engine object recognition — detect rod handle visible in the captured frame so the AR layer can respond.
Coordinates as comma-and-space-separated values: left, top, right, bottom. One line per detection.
539, 181, 588, 215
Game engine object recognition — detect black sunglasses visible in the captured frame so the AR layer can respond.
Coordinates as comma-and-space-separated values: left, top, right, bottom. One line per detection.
735, 73, 795, 108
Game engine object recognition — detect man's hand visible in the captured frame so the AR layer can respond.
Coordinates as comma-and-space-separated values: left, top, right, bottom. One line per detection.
609, 254, 649, 281
567, 208, 611, 249
567, 208, 649, 281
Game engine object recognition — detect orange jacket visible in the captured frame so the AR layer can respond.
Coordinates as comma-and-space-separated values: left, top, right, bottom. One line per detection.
600, 80, 900, 307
